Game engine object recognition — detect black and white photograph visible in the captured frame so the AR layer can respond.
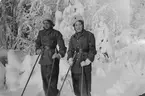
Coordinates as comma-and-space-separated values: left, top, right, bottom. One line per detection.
0, 0, 145, 96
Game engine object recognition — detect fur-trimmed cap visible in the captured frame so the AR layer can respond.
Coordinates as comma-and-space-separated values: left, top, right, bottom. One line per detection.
42, 13, 53, 22
71, 14, 84, 25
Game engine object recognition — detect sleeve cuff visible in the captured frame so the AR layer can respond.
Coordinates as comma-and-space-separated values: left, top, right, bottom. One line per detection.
67, 55, 73, 60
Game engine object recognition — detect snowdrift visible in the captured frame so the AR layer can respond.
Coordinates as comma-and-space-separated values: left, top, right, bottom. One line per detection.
1, 49, 72, 96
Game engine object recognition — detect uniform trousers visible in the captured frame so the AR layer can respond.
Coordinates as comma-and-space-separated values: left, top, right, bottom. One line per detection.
71, 70, 91, 96
40, 58, 59, 96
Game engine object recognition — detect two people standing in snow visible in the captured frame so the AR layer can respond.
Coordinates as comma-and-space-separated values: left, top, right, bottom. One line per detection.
35, 17, 96, 96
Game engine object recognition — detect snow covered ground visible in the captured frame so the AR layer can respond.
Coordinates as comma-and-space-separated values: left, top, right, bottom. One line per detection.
1, 0, 145, 96
0, 47, 145, 96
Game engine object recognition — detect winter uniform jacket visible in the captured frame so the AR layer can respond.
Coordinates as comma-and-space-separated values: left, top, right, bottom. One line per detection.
35, 28, 66, 65
67, 29, 97, 73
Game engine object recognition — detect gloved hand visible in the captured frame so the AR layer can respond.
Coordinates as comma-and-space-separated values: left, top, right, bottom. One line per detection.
81, 58, 91, 67
52, 53, 61, 59
36, 49, 41, 55
68, 58, 73, 66
80, 61, 86, 67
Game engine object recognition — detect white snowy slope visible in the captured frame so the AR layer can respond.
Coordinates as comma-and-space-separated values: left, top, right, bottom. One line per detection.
0, 45, 145, 96
0, 49, 44, 96
0, 50, 75, 96
1, 30, 145, 96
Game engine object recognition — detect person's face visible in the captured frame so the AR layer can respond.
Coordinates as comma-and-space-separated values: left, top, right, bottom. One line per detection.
43, 20, 51, 29
74, 21, 83, 32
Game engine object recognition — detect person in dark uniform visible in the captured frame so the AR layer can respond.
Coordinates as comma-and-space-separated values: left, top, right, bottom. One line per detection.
67, 18, 97, 96
35, 19, 66, 96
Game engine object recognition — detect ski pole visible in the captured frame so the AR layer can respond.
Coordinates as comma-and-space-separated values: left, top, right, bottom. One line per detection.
20, 49, 43, 96
57, 52, 76, 96
57, 66, 71, 96
81, 66, 84, 96
47, 49, 57, 95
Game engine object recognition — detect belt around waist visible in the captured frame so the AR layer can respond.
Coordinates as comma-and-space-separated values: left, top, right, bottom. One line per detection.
43, 46, 56, 50
75, 48, 89, 53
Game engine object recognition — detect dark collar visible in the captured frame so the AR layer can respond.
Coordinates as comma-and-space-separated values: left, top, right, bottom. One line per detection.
74, 29, 87, 39
43, 28, 53, 35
